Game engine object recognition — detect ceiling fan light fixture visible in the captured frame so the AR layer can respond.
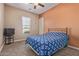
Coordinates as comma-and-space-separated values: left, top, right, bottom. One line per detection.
26, 3, 45, 9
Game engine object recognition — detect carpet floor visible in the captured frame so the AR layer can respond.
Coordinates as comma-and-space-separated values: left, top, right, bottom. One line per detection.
0, 41, 79, 56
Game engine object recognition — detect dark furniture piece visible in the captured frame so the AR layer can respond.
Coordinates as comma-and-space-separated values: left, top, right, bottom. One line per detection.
3, 28, 15, 45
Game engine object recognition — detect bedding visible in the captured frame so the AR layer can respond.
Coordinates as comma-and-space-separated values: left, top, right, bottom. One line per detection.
25, 32, 68, 56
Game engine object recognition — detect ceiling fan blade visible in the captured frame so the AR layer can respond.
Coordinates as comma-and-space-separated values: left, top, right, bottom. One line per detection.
34, 5, 36, 9
38, 3, 44, 7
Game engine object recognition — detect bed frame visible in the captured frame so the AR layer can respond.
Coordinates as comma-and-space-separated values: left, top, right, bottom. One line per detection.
48, 27, 69, 55
48, 27, 68, 35
26, 27, 69, 56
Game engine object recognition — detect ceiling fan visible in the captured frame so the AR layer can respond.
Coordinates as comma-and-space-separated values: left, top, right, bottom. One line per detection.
30, 3, 45, 9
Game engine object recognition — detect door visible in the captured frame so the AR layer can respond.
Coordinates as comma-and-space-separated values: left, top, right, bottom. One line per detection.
39, 17, 44, 34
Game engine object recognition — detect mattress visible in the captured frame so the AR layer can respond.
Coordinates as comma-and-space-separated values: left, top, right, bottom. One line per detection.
26, 32, 68, 56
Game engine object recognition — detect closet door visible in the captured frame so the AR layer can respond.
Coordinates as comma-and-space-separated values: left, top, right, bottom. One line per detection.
39, 17, 44, 34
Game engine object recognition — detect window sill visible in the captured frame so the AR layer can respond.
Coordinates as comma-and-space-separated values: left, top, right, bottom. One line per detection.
23, 31, 30, 34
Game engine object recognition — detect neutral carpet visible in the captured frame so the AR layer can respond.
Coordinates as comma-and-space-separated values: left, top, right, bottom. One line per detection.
0, 41, 79, 56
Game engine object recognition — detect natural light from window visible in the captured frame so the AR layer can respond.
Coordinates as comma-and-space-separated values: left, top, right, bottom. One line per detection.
22, 16, 31, 33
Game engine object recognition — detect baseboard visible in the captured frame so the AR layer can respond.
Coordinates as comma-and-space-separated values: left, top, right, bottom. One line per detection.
68, 45, 79, 51
0, 43, 4, 53
14, 39, 25, 42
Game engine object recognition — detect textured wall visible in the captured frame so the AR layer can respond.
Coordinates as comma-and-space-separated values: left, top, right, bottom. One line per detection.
5, 5, 39, 40
0, 4, 4, 48
41, 4, 79, 48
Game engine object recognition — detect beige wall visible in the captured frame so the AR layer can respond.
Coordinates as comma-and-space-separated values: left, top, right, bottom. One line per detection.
41, 4, 79, 48
0, 4, 4, 48
5, 5, 39, 40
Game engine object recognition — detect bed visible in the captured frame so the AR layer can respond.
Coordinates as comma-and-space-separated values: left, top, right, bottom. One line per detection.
25, 28, 69, 56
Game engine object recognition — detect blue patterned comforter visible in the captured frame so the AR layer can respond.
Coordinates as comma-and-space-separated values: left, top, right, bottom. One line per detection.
26, 32, 68, 56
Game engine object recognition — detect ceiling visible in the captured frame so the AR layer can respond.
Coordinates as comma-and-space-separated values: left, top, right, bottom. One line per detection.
6, 3, 58, 14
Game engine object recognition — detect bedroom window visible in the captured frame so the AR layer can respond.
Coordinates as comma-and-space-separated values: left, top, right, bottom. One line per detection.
22, 16, 31, 33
